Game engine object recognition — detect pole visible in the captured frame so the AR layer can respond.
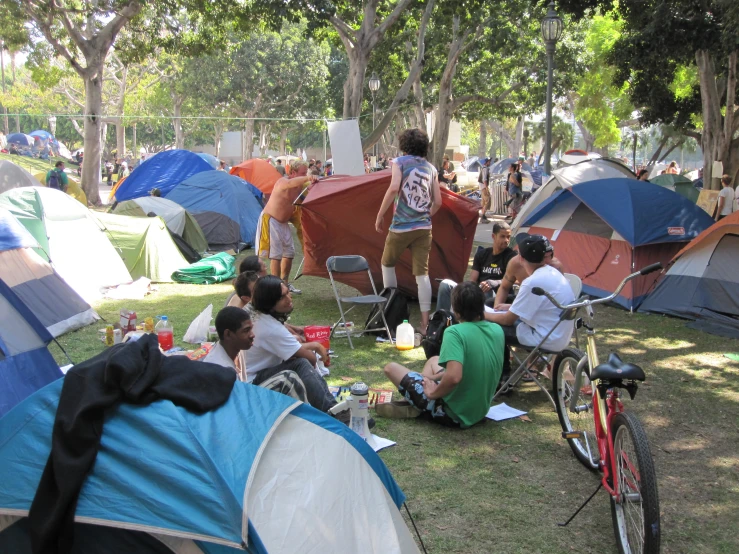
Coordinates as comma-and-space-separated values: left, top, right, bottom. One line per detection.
544, 42, 555, 175
372, 93, 377, 163
0, 44, 8, 136
632, 133, 637, 170
323, 124, 327, 164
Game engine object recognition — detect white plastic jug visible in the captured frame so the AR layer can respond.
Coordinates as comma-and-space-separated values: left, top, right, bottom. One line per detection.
396, 320, 414, 351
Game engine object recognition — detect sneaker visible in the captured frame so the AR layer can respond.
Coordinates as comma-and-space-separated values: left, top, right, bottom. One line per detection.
376, 399, 422, 419
331, 407, 351, 425
287, 283, 302, 295
479, 217, 490, 224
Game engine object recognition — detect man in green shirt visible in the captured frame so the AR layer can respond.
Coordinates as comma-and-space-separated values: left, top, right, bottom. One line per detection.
383, 281, 504, 428
45, 161, 69, 192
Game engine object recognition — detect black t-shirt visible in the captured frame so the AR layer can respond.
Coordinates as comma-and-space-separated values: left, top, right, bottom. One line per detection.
472, 246, 516, 282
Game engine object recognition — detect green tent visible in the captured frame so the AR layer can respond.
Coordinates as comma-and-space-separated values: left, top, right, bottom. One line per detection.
110, 196, 208, 254
92, 212, 189, 283
651, 174, 699, 203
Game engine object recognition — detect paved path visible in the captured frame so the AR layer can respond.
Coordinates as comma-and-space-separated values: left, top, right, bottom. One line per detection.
473, 214, 509, 245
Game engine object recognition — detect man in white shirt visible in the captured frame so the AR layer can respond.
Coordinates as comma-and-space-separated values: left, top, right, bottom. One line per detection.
485, 234, 575, 375
717, 174, 735, 221
247, 275, 340, 415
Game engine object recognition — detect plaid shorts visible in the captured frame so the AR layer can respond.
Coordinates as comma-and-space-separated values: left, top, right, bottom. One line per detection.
398, 372, 459, 427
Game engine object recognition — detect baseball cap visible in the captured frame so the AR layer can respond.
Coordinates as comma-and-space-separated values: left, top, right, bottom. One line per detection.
517, 233, 552, 263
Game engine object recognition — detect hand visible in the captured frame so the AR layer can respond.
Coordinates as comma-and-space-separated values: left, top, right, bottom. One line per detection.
422, 377, 439, 399
308, 174, 319, 185
375, 218, 384, 234
313, 343, 328, 361
495, 303, 511, 312
480, 280, 492, 293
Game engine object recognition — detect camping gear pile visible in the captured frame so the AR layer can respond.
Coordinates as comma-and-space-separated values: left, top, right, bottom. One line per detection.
171, 252, 237, 285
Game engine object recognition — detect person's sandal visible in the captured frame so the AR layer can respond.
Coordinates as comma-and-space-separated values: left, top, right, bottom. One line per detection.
376, 399, 422, 419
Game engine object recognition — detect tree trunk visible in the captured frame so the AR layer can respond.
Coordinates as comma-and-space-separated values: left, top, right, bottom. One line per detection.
259, 122, 271, 155
115, 66, 127, 157
412, 72, 426, 133
512, 117, 524, 158
214, 121, 224, 157
279, 127, 288, 155
244, 117, 255, 160
343, 49, 370, 119
478, 121, 487, 159
132, 123, 137, 156
81, 70, 103, 205
173, 96, 184, 149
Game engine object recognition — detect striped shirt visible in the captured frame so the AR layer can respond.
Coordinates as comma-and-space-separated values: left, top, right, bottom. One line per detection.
390, 155, 436, 232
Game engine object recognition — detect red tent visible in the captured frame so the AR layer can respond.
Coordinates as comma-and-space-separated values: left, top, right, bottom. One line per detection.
300, 172, 479, 297
230, 159, 282, 194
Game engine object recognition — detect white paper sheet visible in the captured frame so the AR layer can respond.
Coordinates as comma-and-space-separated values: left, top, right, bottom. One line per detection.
371, 434, 397, 452
485, 403, 528, 421
484, 305, 508, 314
327, 120, 365, 176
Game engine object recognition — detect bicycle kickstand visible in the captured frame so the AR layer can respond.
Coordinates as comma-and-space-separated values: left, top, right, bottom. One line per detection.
557, 482, 603, 527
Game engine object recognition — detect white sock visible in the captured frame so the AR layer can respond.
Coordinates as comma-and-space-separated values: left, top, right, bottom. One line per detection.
381, 265, 397, 289
416, 274, 432, 313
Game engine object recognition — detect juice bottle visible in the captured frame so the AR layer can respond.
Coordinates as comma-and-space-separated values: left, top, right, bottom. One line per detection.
155, 316, 174, 350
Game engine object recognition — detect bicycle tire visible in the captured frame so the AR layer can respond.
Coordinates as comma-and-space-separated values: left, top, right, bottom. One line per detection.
610, 411, 661, 554
551, 347, 600, 470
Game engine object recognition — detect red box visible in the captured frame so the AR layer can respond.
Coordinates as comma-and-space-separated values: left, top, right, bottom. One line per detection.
304, 325, 331, 349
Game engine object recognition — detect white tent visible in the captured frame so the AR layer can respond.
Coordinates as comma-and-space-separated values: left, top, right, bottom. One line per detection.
512, 158, 636, 233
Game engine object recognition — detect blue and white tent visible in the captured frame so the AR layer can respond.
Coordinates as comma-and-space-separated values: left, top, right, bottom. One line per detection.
0, 379, 419, 553
0, 278, 62, 418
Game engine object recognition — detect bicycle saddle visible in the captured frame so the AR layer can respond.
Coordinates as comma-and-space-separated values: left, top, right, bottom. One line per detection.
591, 353, 645, 381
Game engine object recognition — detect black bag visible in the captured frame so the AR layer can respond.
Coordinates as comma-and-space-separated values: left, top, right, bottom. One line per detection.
365, 287, 410, 339
422, 309, 456, 359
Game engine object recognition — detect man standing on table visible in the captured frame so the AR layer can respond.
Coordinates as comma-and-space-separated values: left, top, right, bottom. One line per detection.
255, 160, 317, 295
375, 128, 442, 336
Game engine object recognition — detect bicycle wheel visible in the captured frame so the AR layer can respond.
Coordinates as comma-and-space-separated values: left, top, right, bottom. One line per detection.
551, 347, 600, 470
610, 411, 661, 554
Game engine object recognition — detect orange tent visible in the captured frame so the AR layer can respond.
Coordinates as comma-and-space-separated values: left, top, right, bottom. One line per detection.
230, 159, 283, 194
300, 172, 479, 298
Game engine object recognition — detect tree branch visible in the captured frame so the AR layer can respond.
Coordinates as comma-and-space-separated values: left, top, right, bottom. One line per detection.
375, 0, 415, 38
451, 82, 524, 111
329, 16, 356, 48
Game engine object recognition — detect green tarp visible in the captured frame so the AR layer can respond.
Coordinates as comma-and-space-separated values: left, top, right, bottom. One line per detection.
171, 252, 236, 285
93, 212, 189, 283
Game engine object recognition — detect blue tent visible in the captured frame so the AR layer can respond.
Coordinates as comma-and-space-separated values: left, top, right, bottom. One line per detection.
114, 150, 214, 201
166, 172, 263, 251
0, 379, 418, 553
0, 278, 62, 418
197, 152, 220, 169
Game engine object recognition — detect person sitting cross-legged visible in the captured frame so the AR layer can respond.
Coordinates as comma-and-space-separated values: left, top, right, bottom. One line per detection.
382, 281, 504, 428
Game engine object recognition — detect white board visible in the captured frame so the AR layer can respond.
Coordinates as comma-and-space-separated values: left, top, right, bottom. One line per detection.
328, 120, 365, 176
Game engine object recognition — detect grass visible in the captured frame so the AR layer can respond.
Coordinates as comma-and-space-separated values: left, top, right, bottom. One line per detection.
0, 152, 68, 176
48, 245, 739, 554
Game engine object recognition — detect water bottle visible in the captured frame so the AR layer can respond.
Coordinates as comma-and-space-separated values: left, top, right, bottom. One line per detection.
155, 316, 174, 350
395, 320, 414, 351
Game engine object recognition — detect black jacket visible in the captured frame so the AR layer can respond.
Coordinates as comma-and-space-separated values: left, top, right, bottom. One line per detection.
29, 334, 236, 554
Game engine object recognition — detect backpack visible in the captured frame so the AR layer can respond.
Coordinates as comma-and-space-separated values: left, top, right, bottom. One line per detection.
48, 170, 61, 190
364, 287, 411, 339
422, 309, 456, 359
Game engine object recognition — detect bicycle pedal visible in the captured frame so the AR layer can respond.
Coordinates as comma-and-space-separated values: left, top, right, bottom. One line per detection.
562, 431, 584, 440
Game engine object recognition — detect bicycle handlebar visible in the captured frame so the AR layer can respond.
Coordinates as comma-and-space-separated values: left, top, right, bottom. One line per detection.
531, 263, 663, 311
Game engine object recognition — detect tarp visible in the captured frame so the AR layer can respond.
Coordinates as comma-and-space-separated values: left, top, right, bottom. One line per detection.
512, 158, 636, 234
0, 378, 418, 553
113, 150, 214, 201
640, 211, 739, 337
197, 152, 220, 169
0, 208, 98, 337
111, 196, 209, 254
0, 160, 39, 194
92, 212, 190, 283
0, 187, 132, 301
166, 172, 263, 251
229, 159, 283, 194
520, 178, 714, 308
171, 252, 236, 284
0, 278, 61, 418
301, 172, 479, 297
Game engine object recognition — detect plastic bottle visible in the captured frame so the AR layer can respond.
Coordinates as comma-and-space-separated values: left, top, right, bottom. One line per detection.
155, 316, 174, 350
395, 320, 415, 351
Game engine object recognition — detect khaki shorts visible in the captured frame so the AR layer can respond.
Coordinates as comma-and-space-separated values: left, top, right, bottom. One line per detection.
381, 228, 433, 275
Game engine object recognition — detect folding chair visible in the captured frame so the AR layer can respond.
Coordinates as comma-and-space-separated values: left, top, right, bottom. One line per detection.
326, 255, 393, 349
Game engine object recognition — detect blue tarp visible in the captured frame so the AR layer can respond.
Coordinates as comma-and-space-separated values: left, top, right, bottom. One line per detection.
522, 178, 715, 246
166, 172, 264, 248
114, 150, 214, 201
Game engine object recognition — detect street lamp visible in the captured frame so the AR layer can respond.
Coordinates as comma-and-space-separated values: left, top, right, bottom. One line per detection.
541, 1, 563, 175
368, 72, 381, 164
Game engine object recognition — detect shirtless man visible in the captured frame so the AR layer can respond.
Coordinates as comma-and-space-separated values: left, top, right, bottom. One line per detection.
493, 236, 563, 309
255, 160, 317, 294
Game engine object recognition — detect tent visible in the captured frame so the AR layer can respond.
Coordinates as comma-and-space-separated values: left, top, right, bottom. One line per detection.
0, 187, 132, 301
32, 171, 88, 205
639, 211, 739, 337
230, 159, 283, 194
301, 172, 479, 297
166, 171, 264, 251
0, 208, 98, 337
519, 178, 715, 309
0, 278, 62, 418
0, 160, 39, 193
92, 212, 190, 282
0, 378, 420, 554
512, 158, 636, 234
111, 196, 209, 254
6, 133, 35, 147
557, 151, 602, 168
197, 152, 220, 169
113, 149, 214, 201
650, 174, 699, 203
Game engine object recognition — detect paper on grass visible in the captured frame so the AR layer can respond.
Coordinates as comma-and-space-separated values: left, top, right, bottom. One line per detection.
485, 403, 528, 422
371, 434, 396, 452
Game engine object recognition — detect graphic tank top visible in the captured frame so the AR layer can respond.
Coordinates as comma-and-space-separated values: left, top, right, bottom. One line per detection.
390, 155, 437, 232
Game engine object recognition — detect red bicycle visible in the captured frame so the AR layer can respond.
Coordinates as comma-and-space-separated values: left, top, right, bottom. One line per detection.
534, 264, 662, 554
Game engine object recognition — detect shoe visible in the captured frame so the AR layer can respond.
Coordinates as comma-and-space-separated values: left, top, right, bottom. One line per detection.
331, 407, 351, 425
376, 399, 421, 419
287, 283, 302, 295
479, 217, 490, 224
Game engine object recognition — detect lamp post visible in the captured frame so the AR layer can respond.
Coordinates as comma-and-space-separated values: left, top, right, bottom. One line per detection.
541, 2, 563, 175
368, 72, 381, 164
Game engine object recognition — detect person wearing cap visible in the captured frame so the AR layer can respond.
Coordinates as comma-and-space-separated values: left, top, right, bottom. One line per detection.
478, 157, 492, 223
485, 234, 575, 376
